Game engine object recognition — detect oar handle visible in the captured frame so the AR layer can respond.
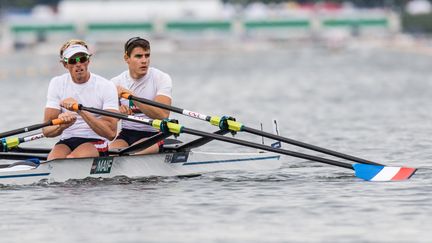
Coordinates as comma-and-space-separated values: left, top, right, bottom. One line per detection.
71, 103, 81, 112
51, 118, 63, 126
121, 92, 132, 100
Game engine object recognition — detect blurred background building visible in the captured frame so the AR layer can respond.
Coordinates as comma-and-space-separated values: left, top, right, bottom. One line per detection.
0, 0, 431, 53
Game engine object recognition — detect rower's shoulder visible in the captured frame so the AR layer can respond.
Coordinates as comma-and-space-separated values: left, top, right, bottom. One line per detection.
91, 73, 116, 88
110, 70, 128, 84
150, 67, 172, 81
48, 73, 70, 87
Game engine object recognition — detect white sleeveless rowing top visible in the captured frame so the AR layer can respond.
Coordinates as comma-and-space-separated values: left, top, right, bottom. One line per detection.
46, 72, 119, 140
111, 67, 172, 132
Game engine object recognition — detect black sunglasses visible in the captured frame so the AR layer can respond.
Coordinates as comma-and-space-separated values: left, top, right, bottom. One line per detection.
64, 55, 90, 65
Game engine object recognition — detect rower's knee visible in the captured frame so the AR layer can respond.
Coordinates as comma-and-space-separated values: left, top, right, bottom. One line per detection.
47, 144, 72, 160
109, 139, 129, 149
68, 143, 100, 158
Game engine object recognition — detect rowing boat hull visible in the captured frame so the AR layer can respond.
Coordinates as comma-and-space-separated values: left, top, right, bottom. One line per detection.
0, 151, 281, 185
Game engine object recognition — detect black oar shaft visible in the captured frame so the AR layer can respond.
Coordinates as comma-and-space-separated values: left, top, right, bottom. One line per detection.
126, 94, 381, 166
81, 106, 130, 120
182, 128, 353, 170
13, 147, 51, 154
130, 95, 184, 114
242, 126, 382, 166
0, 121, 51, 138
0, 152, 48, 160
177, 129, 230, 151
79, 105, 353, 170
118, 132, 171, 155
127, 95, 211, 121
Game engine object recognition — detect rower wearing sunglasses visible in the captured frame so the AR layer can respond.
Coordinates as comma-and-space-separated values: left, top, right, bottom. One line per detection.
43, 39, 119, 160
110, 37, 172, 154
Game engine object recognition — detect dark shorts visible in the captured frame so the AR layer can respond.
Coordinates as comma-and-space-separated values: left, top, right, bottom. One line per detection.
56, 137, 109, 157
116, 128, 164, 147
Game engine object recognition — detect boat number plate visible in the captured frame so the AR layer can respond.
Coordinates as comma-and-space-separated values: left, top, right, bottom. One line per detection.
90, 157, 114, 174
165, 152, 189, 163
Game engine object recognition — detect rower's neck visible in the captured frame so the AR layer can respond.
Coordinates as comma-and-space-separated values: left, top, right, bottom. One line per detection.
129, 71, 146, 80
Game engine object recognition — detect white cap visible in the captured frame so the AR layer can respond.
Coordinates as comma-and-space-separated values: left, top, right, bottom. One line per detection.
62, 44, 89, 59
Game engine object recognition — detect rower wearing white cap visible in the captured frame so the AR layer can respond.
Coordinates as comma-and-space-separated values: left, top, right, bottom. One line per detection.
42, 39, 119, 160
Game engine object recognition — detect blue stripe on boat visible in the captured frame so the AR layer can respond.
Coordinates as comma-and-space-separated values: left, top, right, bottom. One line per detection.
0, 173, 50, 179
184, 155, 280, 166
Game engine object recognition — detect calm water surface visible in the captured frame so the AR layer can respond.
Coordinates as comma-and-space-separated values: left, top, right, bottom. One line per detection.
0, 43, 431, 242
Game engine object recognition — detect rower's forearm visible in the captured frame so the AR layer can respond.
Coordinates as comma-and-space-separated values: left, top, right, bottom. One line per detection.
42, 125, 63, 137
135, 102, 170, 119
78, 110, 117, 140
145, 108, 170, 120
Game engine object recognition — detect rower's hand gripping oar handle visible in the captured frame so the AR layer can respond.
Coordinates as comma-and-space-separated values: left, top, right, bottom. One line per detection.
72, 102, 183, 135
121, 92, 132, 100
51, 118, 64, 126
71, 103, 82, 112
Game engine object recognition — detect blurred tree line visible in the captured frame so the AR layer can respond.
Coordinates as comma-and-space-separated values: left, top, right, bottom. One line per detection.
0, 0, 59, 9
0, 0, 412, 9
222, 0, 411, 8
1, 0, 432, 33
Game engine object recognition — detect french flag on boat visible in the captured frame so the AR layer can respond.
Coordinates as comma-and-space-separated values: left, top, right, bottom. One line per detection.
353, 163, 417, 181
